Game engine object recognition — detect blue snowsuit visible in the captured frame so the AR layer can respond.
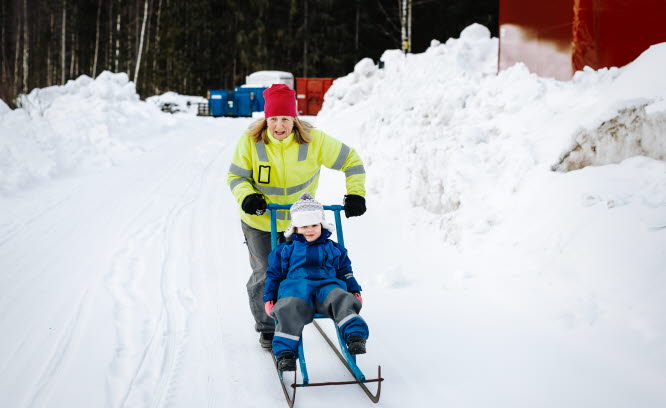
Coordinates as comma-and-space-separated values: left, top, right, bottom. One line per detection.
264, 229, 369, 357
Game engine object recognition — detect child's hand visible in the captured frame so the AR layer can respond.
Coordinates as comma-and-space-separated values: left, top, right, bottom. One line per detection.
351, 292, 363, 304
265, 300, 275, 316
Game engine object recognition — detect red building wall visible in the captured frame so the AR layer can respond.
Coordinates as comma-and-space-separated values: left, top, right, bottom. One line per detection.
499, 1, 574, 79
499, 0, 666, 80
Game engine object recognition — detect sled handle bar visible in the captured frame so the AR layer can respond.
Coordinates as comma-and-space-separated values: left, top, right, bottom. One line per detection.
266, 203, 345, 249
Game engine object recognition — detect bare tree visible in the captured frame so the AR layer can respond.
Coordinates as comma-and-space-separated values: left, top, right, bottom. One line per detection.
114, 11, 120, 72
303, 0, 308, 77
151, 0, 163, 93
400, 0, 407, 53
47, 13, 53, 85
126, 5, 132, 77
108, 0, 113, 70
73, 32, 79, 76
69, 30, 75, 78
15, 7, 22, 95
1, 0, 8, 87
61, 0, 66, 84
92, 0, 102, 78
144, 0, 153, 54
21, 0, 29, 93
134, 0, 149, 85
407, 0, 412, 52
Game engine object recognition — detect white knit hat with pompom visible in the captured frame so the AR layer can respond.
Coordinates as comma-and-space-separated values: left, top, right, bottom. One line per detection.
284, 192, 335, 237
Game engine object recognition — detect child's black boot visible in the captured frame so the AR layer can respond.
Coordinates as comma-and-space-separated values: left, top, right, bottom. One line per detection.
346, 335, 366, 355
277, 353, 297, 372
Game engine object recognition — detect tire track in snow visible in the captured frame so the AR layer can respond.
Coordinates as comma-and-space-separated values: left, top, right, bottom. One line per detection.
104, 140, 226, 408
24, 289, 91, 407
106, 220, 164, 407
0, 180, 85, 248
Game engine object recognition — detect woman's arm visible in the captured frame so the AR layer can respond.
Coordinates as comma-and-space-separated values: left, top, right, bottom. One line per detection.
227, 134, 259, 205
316, 129, 366, 197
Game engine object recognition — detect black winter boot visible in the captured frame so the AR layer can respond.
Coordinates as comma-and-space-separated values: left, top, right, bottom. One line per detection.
346, 335, 366, 355
277, 353, 297, 372
259, 332, 274, 349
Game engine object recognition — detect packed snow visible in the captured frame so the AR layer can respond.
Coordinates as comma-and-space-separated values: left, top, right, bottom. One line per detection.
1, 23, 665, 407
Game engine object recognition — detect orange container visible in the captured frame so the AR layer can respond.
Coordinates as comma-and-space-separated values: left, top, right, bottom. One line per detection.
296, 78, 334, 116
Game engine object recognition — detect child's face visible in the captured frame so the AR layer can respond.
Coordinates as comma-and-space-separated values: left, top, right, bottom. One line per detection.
296, 224, 322, 242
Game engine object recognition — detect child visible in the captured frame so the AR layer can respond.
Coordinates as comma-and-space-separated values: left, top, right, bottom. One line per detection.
263, 192, 369, 372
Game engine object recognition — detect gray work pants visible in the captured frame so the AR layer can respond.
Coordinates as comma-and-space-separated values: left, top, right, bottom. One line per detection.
241, 221, 286, 333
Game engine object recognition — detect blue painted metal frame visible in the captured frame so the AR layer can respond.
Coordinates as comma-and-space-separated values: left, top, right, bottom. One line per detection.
267, 203, 366, 385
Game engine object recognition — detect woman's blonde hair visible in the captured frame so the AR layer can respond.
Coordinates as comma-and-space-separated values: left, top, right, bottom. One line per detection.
248, 117, 313, 144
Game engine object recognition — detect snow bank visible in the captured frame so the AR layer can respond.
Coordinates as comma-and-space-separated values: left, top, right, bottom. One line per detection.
324, 23, 498, 113
316, 31, 666, 401
0, 72, 172, 194
553, 44, 666, 170
318, 27, 666, 243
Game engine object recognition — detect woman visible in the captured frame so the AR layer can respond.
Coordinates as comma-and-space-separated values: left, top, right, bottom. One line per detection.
227, 83, 367, 349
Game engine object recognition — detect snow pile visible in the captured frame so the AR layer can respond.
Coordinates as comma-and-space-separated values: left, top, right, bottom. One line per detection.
324, 24, 498, 112
319, 26, 666, 245
0, 72, 171, 194
316, 29, 666, 393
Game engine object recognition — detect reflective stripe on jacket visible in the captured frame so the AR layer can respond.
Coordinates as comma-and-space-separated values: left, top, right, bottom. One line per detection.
227, 127, 366, 231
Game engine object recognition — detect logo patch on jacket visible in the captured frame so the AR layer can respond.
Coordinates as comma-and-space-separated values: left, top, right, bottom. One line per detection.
258, 165, 271, 184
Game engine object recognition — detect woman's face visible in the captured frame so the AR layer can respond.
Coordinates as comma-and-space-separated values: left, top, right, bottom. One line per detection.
267, 116, 294, 140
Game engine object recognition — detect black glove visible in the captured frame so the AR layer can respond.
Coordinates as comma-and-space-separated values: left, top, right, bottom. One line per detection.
242, 193, 267, 215
343, 194, 366, 218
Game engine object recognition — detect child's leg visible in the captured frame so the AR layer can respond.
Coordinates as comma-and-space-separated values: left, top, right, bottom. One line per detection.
314, 285, 369, 342
272, 295, 314, 357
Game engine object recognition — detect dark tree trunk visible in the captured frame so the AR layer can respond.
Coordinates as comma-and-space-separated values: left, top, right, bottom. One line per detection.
302, 0, 308, 77
92, 0, 101, 78
60, 0, 66, 84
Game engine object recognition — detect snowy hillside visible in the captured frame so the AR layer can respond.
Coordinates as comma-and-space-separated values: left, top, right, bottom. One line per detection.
1, 24, 666, 407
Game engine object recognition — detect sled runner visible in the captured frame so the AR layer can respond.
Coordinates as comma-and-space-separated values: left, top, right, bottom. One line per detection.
267, 203, 384, 407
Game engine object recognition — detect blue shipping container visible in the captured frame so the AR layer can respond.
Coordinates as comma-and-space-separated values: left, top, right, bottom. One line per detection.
234, 87, 266, 116
208, 86, 267, 117
208, 90, 235, 117
234, 92, 252, 117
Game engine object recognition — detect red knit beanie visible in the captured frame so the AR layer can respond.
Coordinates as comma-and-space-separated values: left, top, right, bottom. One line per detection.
263, 84, 297, 117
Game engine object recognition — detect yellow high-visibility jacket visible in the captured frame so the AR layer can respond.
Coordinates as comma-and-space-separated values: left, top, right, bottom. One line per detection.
227, 127, 366, 232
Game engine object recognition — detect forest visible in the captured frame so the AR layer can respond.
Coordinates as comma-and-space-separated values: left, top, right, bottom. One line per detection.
0, 0, 497, 106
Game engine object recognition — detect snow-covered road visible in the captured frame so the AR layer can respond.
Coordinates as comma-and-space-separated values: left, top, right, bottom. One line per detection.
3, 110, 666, 408
0, 117, 398, 407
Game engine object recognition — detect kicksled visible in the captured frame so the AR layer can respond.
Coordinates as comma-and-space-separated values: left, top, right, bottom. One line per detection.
267, 203, 384, 407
